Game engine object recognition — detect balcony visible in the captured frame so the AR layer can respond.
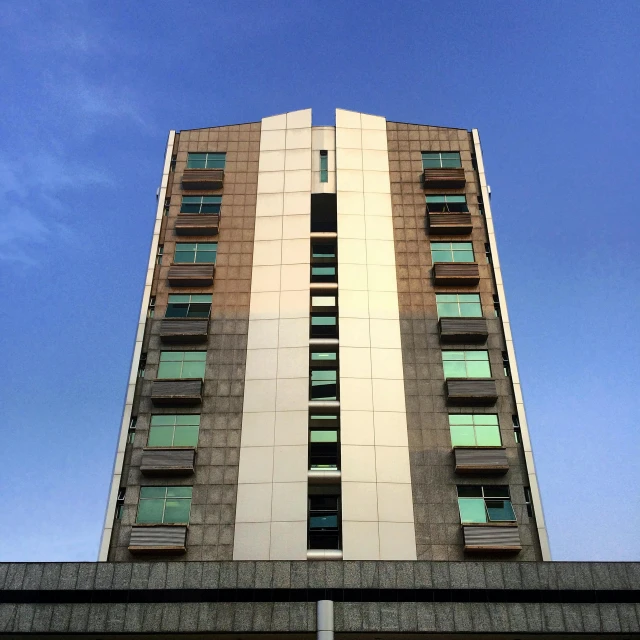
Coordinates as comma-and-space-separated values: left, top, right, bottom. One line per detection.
462, 524, 521, 552
433, 263, 480, 286
445, 379, 498, 406
140, 448, 196, 476
423, 167, 466, 189
439, 317, 488, 344
174, 213, 220, 236
168, 264, 215, 287
181, 169, 224, 191
128, 525, 187, 554
159, 318, 209, 344
428, 212, 473, 235
454, 447, 509, 474
151, 379, 203, 406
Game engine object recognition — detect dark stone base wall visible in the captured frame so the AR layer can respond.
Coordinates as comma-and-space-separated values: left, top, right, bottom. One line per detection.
386, 122, 541, 561
108, 124, 261, 561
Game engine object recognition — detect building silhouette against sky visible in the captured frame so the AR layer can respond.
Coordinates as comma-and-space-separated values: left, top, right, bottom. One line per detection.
100, 108, 550, 564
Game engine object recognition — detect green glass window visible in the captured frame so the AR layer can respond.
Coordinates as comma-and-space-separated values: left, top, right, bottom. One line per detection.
449, 414, 501, 447
312, 243, 336, 258
442, 351, 491, 379
311, 265, 337, 283
311, 369, 338, 400
311, 351, 337, 362
320, 150, 328, 183
180, 196, 221, 214
431, 242, 474, 263
136, 486, 192, 524
165, 294, 212, 319
436, 294, 482, 318
174, 243, 217, 264
457, 485, 516, 523
186, 152, 226, 169
422, 151, 462, 169
311, 315, 337, 325
311, 295, 336, 308
157, 351, 206, 379
426, 194, 469, 212
148, 415, 200, 447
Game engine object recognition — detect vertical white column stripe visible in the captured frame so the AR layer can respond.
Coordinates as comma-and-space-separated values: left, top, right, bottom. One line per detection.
336, 109, 417, 561
472, 128, 551, 561
98, 131, 176, 561
234, 109, 312, 560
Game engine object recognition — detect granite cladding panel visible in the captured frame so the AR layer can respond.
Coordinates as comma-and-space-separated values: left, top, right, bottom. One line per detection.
386, 121, 542, 561
108, 123, 261, 561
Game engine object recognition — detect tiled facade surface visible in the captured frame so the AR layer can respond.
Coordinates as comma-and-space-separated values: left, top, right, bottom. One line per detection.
336, 110, 417, 560
1, 561, 639, 635
106, 122, 261, 561
234, 109, 313, 560
386, 121, 542, 561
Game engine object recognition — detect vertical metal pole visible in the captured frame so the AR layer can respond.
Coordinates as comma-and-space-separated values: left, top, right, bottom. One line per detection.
317, 600, 334, 640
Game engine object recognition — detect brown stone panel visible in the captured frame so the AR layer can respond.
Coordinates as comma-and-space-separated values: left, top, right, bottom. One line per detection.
387, 121, 542, 562
108, 122, 260, 561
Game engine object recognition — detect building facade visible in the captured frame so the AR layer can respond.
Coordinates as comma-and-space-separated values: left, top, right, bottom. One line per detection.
99, 109, 549, 564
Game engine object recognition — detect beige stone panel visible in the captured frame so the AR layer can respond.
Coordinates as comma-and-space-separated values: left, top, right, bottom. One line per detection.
360, 113, 386, 130
258, 150, 285, 172
282, 239, 310, 265
361, 129, 388, 151
336, 127, 362, 149
242, 379, 277, 413
338, 169, 364, 192
247, 320, 279, 351
339, 238, 367, 264
369, 318, 402, 349
252, 240, 282, 266
278, 317, 309, 348
233, 522, 271, 560
255, 192, 284, 217
251, 265, 281, 293
237, 446, 274, 483
342, 521, 379, 560
336, 109, 361, 128
276, 347, 308, 379
244, 348, 278, 379
340, 410, 374, 445
362, 149, 390, 172
378, 522, 417, 560
336, 148, 363, 170
367, 265, 398, 293
283, 191, 311, 216
235, 483, 273, 522
279, 290, 309, 319
249, 291, 281, 321
285, 127, 312, 150
373, 412, 409, 447
338, 263, 368, 291
338, 318, 371, 348
337, 190, 365, 216
259, 129, 286, 151
286, 108, 312, 129
275, 378, 309, 412
377, 483, 415, 522
274, 411, 308, 446
374, 446, 412, 483
282, 215, 309, 240
280, 263, 309, 291
337, 214, 365, 239
254, 216, 283, 241
261, 113, 287, 131
272, 445, 308, 482
269, 521, 307, 560
271, 482, 307, 521
338, 290, 369, 319
284, 169, 311, 193
363, 171, 391, 194
339, 346, 372, 379
257, 170, 285, 194
371, 379, 406, 412
364, 215, 394, 240
240, 412, 276, 447
342, 482, 378, 521
370, 348, 403, 380
368, 291, 400, 319
364, 192, 393, 217
340, 445, 376, 482
285, 148, 312, 171
365, 240, 395, 266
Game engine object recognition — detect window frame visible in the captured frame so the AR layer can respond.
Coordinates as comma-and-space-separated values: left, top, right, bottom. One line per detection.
448, 414, 502, 447
426, 194, 469, 213
436, 293, 483, 318
180, 196, 222, 215
157, 351, 207, 380
147, 414, 201, 448
319, 150, 328, 183
457, 485, 516, 524
165, 294, 213, 319
136, 486, 193, 524
430, 241, 475, 264
422, 151, 462, 169
186, 152, 226, 170
442, 350, 492, 379
173, 242, 218, 264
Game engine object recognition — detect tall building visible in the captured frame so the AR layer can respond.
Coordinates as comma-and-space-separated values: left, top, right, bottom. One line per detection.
99, 108, 550, 564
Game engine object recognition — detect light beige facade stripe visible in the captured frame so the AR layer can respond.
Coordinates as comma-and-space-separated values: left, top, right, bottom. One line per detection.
233, 109, 312, 560
336, 109, 417, 561
472, 128, 551, 561
98, 131, 176, 561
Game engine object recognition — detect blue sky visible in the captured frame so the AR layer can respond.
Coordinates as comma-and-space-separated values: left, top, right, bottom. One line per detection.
1, 1, 639, 562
